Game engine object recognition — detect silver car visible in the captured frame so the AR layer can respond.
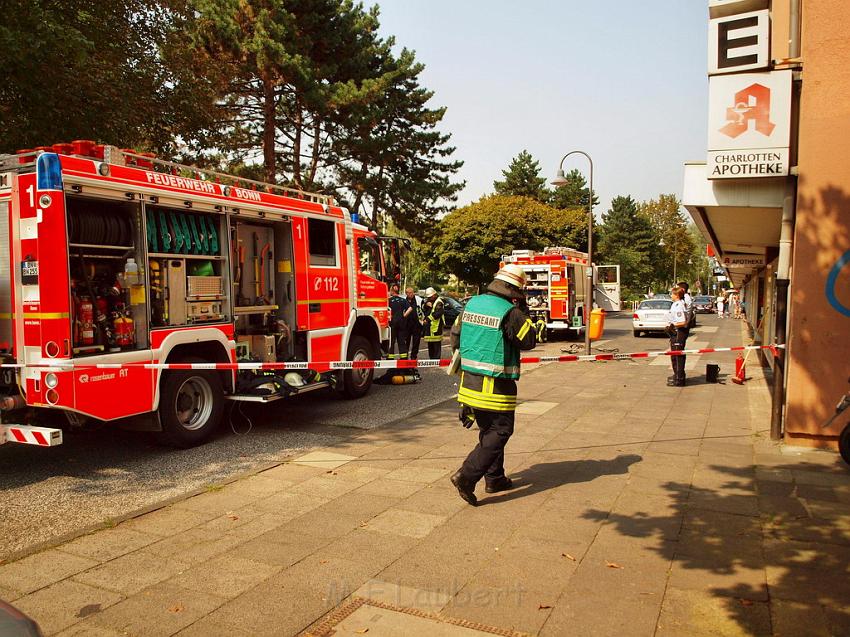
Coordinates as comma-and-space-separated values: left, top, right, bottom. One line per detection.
632, 299, 673, 337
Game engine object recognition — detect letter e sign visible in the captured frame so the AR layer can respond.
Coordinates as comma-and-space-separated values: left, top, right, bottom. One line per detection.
708, 9, 770, 75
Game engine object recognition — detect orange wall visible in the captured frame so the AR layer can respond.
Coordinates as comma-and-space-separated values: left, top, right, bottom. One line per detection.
785, 0, 850, 444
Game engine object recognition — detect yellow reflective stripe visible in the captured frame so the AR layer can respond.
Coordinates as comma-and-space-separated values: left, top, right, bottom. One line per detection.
358, 297, 389, 303
15, 312, 71, 319
296, 299, 351, 305
423, 335, 442, 342
457, 390, 516, 411
516, 318, 533, 340
458, 386, 517, 405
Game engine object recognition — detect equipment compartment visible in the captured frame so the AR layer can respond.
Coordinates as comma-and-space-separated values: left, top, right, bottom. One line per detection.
66, 195, 149, 354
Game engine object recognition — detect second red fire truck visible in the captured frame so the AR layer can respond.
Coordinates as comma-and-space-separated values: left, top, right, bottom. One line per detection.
0, 142, 402, 448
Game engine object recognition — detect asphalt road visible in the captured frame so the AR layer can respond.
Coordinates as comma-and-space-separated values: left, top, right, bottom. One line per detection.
0, 314, 648, 561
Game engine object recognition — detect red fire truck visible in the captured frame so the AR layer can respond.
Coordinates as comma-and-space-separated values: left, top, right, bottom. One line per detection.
0, 142, 401, 448
501, 247, 593, 338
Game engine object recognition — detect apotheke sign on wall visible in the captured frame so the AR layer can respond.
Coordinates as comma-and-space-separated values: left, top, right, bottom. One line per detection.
707, 70, 792, 178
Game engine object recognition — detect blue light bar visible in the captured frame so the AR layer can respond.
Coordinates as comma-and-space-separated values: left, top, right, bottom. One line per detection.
36, 153, 63, 191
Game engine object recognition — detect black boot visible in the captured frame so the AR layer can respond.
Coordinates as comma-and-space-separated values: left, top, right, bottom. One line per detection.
450, 471, 478, 506
485, 476, 514, 493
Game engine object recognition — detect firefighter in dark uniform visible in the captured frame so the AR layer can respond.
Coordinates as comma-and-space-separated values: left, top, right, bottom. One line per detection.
449, 264, 536, 506
387, 284, 408, 359
422, 286, 445, 360
403, 286, 423, 359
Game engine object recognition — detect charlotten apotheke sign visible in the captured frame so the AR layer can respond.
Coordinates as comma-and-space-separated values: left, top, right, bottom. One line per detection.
706, 0, 792, 179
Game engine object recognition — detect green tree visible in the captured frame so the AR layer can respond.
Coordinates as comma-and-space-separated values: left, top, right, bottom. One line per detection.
598, 195, 659, 298
0, 0, 209, 153
639, 194, 696, 288
182, 1, 461, 237
434, 195, 586, 287
547, 169, 599, 210
493, 151, 547, 201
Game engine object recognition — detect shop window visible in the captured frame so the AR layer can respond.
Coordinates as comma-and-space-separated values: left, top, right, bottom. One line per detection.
309, 218, 337, 267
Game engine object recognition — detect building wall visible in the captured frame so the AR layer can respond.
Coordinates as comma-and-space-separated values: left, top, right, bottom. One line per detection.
785, 0, 850, 445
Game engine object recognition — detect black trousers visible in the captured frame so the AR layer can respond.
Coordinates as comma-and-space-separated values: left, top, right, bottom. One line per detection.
670, 327, 688, 383
427, 339, 442, 360
460, 409, 515, 484
399, 323, 422, 360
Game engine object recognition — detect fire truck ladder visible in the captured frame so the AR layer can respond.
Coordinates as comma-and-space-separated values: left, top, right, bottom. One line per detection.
3, 147, 335, 207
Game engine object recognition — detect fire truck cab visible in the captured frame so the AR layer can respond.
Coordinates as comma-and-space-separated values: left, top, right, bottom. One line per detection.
0, 143, 399, 448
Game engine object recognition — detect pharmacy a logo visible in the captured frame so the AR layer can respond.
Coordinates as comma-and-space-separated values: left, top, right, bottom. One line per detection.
720, 83, 776, 138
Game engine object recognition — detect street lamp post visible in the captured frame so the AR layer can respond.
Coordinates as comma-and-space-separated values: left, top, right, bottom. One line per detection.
659, 237, 677, 287
551, 151, 593, 355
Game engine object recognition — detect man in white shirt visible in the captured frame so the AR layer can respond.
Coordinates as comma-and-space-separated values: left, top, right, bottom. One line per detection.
667, 286, 690, 387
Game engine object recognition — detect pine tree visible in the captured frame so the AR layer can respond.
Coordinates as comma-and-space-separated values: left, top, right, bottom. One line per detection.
547, 169, 599, 210
598, 195, 659, 297
493, 151, 547, 201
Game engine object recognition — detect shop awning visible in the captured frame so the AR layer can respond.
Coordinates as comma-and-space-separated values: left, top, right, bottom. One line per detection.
682, 162, 786, 286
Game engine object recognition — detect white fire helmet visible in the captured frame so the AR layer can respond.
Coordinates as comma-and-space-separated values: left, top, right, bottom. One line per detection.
495, 263, 527, 289
424, 287, 438, 298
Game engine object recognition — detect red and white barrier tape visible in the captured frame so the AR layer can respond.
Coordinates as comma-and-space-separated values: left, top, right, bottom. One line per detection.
0, 344, 783, 371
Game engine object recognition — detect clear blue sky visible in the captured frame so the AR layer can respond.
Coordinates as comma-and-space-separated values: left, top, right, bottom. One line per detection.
368, 0, 709, 216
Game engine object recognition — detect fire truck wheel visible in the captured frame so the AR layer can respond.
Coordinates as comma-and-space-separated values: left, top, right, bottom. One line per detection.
157, 368, 224, 447
342, 335, 375, 399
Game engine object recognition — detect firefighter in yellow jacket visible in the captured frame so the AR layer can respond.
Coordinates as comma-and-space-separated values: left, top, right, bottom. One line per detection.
449, 264, 536, 506
422, 286, 445, 360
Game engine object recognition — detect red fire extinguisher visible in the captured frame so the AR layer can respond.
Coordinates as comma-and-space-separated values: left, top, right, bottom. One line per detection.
77, 296, 94, 345
114, 310, 135, 347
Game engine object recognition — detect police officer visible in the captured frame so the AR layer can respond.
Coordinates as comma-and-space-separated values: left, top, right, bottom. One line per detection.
677, 280, 695, 329
449, 264, 536, 506
667, 286, 689, 387
422, 287, 444, 360
387, 284, 408, 359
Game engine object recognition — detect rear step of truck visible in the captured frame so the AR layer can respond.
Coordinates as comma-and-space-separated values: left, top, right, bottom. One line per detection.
1, 424, 64, 446
226, 379, 333, 403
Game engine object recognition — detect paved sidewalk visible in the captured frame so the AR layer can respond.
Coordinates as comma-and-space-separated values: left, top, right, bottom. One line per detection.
3, 318, 850, 636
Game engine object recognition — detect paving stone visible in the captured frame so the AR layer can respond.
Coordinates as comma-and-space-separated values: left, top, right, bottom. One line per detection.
291, 450, 356, 469
353, 477, 427, 499
144, 526, 248, 567
515, 400, 558, 415
0, 550, 98, 595
0, 585, 21, 602
681, 509, 762, 538
120, 507, 215, 537
55, 623, 125, 636
250, 490, 329, 517
289, 474, 362, 500
364, 509, 447, 539
383, 465, 451, 484
771, 599, 834, 637
395, 484, 469, 517
228, 531, 331, 568
169, 554, 280, 599
655, 586, 771, 637
354, 578, 451, 611
321, 529, 418, 571
257, 462, 327, 483
62, 527, 159, 562
73, 550, 191, 596
668, 546, 768, 601
12, 579, 123, 636
87, 582, 226, 637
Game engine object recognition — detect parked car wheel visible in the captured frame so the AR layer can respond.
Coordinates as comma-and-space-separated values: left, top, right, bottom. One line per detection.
633, 329, 641, 337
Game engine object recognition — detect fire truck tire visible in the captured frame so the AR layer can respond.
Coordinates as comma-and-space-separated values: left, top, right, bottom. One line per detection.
157, 367, 224, 447
342, 335, 375, 399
